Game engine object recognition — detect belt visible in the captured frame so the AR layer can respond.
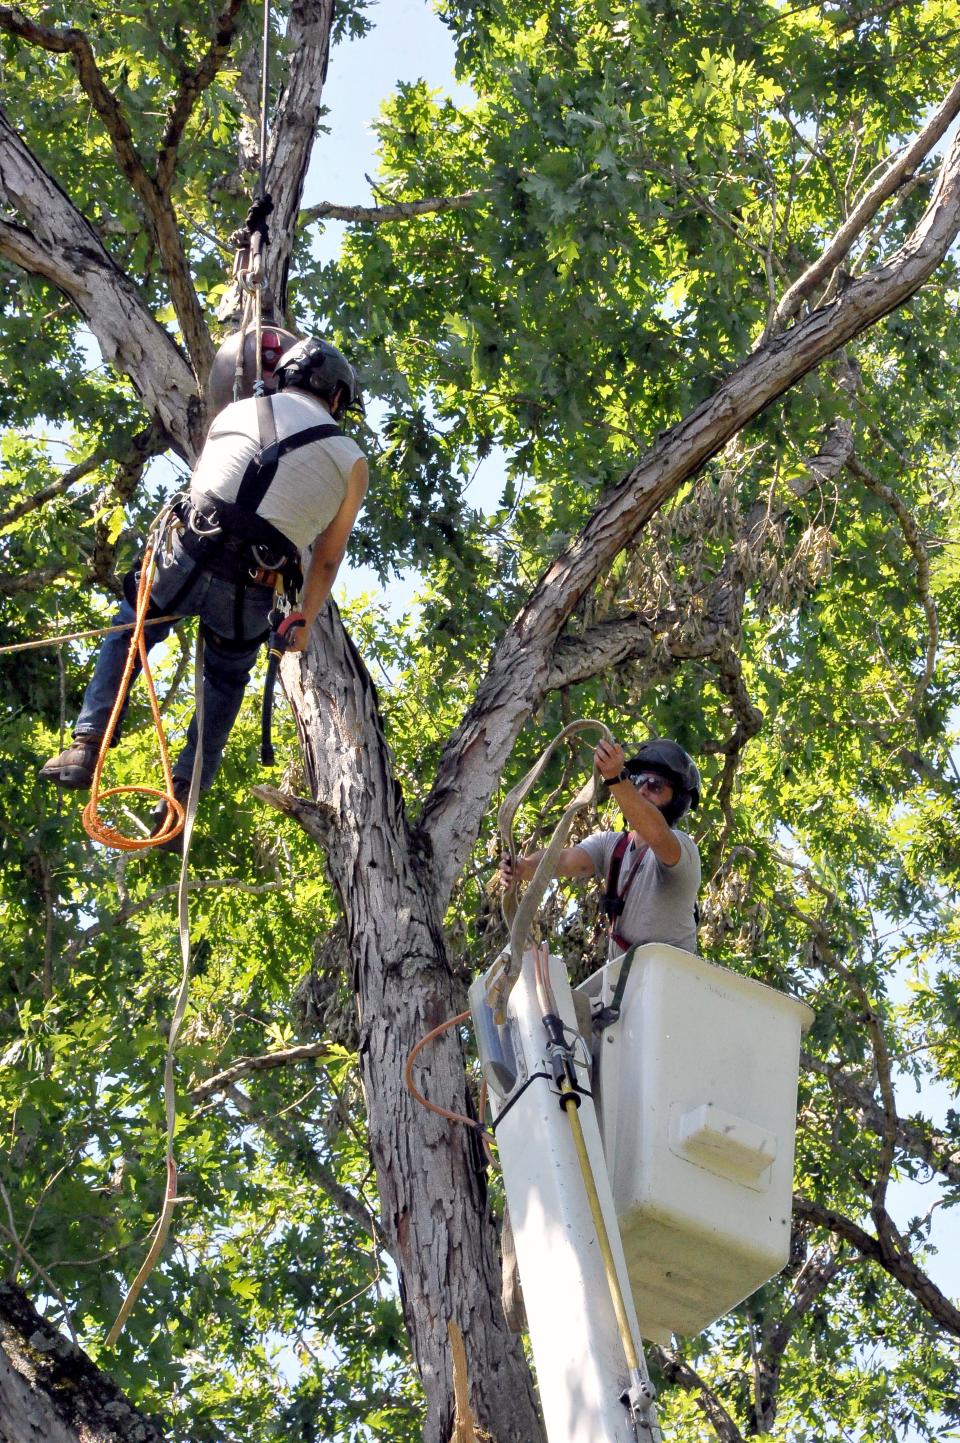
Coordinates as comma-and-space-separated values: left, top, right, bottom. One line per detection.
177, 524, 278, 591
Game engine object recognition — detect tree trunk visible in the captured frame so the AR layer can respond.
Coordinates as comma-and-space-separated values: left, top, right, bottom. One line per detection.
276, 607, 544, 1443
0, 1284, 164, 1443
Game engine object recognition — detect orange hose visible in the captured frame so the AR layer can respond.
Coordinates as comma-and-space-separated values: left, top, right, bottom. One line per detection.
404, 1012, 499, 1168
82, 543, 185, 850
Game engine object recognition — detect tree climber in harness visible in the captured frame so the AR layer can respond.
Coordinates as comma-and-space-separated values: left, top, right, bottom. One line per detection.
39, 337, 368, 846
500, 738, 702, 955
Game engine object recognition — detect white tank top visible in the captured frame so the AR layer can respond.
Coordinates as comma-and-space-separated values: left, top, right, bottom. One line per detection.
190, 390, 364, 552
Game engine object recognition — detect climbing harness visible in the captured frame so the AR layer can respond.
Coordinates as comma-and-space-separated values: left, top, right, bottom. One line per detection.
602, 831, 648, 955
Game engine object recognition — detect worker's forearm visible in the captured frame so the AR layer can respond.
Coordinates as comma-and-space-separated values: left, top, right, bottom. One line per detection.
300, 556, 340, 625
511, 852, 544, 882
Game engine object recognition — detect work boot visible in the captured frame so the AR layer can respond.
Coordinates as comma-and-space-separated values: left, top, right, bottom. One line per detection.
39, 737, 103, 790
149, 776, 193, 856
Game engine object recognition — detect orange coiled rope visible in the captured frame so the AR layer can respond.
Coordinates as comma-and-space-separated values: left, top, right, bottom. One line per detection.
81, 534, 185, 850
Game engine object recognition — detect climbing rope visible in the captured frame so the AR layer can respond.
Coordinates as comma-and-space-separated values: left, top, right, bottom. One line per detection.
0, 614, 182, 658
105, 633, 204, 1348
81, 507, 186, 851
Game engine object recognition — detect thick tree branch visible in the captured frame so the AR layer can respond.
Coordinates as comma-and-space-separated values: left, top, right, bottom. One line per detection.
0, 106, 201, 457
773, 73, 960, 330
0, 7, 213, 375
260, 0, 337, 311
0, 425, 166, 531
549, 409, 855, 690
300, 190, 483, 225
189, 1042, 337, 1103
793, 1195, 960, 1336
648, 1346, 746, 1443
752, 1245, 843, 1431
420, 122, 960, 896
0, 1282, 164, 1443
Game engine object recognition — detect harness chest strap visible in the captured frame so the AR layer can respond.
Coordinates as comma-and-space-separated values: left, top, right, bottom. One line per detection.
191, 395, 344, 563
602, 831, 647, 951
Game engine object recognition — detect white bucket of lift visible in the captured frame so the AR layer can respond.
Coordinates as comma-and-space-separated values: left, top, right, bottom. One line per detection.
470, 949, 657, 1443
579, 944, 814, 1343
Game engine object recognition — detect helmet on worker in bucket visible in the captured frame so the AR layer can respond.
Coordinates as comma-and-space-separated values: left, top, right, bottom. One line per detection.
275, 336, 364, 416
624, 739, 701, 827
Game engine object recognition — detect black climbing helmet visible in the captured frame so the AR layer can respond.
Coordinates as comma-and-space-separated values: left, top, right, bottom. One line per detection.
275, 336, 364, 415
625, 739, 701, 827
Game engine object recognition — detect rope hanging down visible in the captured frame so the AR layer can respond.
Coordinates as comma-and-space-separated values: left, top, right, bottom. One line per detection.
82, 504, 187, 851
105, 634, 204, 1347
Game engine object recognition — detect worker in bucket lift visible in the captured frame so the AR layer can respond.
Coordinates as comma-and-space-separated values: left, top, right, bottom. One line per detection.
500, 738, 701, 955
39, 337, 368, 846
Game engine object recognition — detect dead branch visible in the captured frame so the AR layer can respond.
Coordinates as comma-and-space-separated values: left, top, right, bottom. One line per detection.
189, 1041, 338, 1103
301, 190, 484, 225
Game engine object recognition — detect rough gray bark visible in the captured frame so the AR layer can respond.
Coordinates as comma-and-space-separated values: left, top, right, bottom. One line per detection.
0, 1284, 164, 1443
260, 0, 337, 312
0, 106, 201, 459
4, 10, 960, 1438
270, 607, 544, 1443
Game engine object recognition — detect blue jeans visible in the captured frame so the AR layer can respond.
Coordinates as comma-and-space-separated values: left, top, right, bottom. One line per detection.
75, 535, 274, 791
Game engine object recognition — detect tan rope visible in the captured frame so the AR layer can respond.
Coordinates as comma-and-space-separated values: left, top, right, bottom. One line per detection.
0, 615, 182, 657
489, 719, 613, 1021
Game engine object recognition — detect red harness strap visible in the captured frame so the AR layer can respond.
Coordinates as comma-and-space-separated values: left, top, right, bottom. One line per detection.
601, 832, 648, 952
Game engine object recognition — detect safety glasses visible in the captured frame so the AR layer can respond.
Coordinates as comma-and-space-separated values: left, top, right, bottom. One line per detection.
630, 772, 671, 797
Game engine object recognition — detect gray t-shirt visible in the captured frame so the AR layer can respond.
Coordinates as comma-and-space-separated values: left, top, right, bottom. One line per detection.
190, 390, 364, 552
578, 828, 701, 954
